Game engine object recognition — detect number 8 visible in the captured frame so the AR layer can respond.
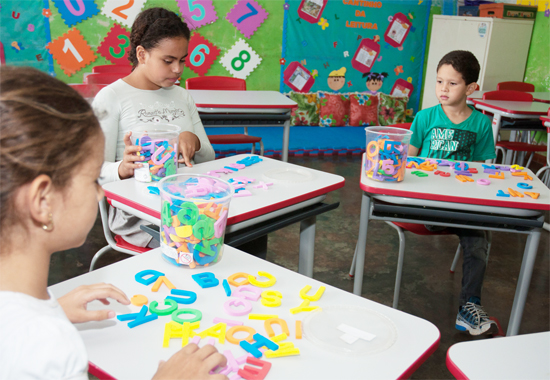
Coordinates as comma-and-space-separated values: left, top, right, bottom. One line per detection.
231, 50, 251, 71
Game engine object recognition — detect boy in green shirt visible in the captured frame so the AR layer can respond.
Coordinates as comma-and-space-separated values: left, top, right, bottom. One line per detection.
409, 50, 497, 335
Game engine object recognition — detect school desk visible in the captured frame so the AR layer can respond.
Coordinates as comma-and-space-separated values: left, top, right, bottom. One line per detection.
102, 155, 345, 277
468, 91, 550, 104
49, 245, 440, 380
353, 155, 549, 336
446, 331, 550, 380
187, 90, 296, 162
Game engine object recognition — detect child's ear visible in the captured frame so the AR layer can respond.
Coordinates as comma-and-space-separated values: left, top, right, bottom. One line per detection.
136, 46, 146, 65
466, 83, 477, 96
27, 174, 55, 230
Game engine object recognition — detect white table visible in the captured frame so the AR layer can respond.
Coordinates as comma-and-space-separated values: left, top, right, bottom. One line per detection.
468, 91, 550, 104
446, 331, 550, 379
353, 155, 550, 336
188, 90, 297, 162
103, 155, 345, 277
49, 246, 440, 380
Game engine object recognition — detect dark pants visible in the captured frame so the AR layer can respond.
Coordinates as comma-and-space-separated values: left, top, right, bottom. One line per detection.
426, 226, 488, 306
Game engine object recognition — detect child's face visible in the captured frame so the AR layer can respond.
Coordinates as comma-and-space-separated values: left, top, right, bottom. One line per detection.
436, 64, 475, 107
140, 37, 189, 89
54, 133, 105, 250
328, 76, 345, 91
366, 79, 383, 92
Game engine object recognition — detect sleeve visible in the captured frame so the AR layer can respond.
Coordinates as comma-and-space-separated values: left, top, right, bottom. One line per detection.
183, 89, 215, 164
409, 110, 426, 150
472, 112, 496, 161
92, 86, 122, 185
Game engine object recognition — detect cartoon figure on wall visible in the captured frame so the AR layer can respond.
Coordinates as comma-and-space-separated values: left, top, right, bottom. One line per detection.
363, 72, 388, 95
327, 67, 346, 92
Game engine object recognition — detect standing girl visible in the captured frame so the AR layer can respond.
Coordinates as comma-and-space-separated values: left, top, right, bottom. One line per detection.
0, 66, 227, 379
93, 7, 215, 247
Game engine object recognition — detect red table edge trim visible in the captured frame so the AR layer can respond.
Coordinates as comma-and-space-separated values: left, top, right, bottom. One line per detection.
397, 333, 441, 380
360, 183, 550, 211
445, 349, 469, 380
104, 180, 345, 226
471, 99, 548, 115
88, 361, 116, 380
195, 103, 296, 109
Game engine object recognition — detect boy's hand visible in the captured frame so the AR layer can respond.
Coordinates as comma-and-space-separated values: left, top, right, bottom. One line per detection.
408, 145, 419, 157
118, 132, 145, 179
178, 131, 201, 167
58, 283, 130, 323
152, 343, 228, 380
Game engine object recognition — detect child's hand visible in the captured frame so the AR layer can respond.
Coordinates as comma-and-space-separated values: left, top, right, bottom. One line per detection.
152, 343, 228, 380
178, 131, 201, 167
58, 283, 130, 324
118, 132, 144, 179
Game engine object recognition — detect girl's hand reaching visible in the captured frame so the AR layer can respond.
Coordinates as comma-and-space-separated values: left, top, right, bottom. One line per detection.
58, 283, 130, 323
152, 343, 228, 380
118, 132, 145, 179
178, 131, 201, 167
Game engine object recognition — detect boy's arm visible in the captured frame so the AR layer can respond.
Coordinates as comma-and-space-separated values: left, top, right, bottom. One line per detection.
408, 145, 419, 157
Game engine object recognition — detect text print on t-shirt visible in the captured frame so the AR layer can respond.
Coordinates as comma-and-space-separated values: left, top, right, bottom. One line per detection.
137, 101, 185, 123
428, 128, 476, 161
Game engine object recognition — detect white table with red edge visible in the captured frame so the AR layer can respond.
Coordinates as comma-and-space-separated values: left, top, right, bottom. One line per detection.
49, 245, 440, 380
468, 91, 550, 104
352, 154, 549, 336
102, 155, 345, 278
472, 99, 549, 164
446, 331, 550, 380
188, 90, 297, 162
536, 115, 550, 184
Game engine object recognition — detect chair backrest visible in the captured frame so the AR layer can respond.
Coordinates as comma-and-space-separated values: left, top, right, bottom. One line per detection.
92, 65, 132, 74
482, 90, 533, 102
68, 83, 106, 98
84, 72, 127, 85
497, 81, 535, 92
185, 76, 246, 91
389, 123, 412, 130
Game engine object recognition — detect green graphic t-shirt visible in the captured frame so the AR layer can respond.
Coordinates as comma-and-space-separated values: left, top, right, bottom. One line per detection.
410, 105, 496, 161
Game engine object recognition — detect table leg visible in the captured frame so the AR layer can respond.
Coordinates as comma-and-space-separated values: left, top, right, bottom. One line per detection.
506, 226, 542, 336
282, 118, 290, 162
298, 215, 316, 277
353, 193, 371, 296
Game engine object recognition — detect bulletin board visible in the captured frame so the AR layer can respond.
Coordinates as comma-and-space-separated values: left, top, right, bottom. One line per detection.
281, 0, 432, 114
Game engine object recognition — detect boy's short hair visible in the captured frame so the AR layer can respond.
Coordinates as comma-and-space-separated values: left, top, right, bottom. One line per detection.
437, 50, 480, 85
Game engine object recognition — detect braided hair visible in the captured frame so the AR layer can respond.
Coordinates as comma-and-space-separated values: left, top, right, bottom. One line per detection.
128, 7, 191, 68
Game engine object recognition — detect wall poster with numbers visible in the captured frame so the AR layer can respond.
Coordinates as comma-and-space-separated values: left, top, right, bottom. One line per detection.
282, 0, 432, 115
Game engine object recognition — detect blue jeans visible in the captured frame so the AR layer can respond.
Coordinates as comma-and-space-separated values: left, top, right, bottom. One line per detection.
426, 226, 489, 306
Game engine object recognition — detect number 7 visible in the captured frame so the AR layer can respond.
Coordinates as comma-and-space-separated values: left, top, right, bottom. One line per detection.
236, 2, 258, 23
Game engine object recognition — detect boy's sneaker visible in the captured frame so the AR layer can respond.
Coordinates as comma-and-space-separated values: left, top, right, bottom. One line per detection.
455, 297, 497, 336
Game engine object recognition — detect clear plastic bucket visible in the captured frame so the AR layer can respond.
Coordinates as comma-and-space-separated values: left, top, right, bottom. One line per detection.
131, 124, 180, 182
365, 126, 412, 182
158, 174, 234, 268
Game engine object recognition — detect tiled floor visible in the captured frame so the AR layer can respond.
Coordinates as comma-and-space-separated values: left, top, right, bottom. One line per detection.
49, 154, 549, 379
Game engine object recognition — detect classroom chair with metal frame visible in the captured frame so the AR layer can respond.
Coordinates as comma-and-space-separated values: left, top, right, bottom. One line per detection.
92, 64, 133, 74
84, 72, 128, 86
185, 76, 264, 155
497, 81, 535, 92
89, 197, 151, 271
348, 122, 491, 309
483, 90, 546, 168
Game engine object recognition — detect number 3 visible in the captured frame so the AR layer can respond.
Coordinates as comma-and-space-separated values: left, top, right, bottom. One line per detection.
109, 34, 130, 59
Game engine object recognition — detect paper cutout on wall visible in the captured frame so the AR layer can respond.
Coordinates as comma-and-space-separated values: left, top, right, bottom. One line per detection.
390, 78, 414, 98
52, 0, 100, 28
297, 0, 328, 23
351, 39, 380, 74
101, 0, 147, 28
97, 24, 131, 65
283, 62, 314, 92
177, 0, 218, 30
184, 33, 220, 76
384, 13, 412, 48
47, 28, 97, 76
219, 38, 261, 79
226, 0, 268, 39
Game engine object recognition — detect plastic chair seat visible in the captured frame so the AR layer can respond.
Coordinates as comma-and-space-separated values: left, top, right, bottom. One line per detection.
495, 141, 547, 152
208, 134, 264, 155
114, 235, 150, 253
391, 222, 453, 235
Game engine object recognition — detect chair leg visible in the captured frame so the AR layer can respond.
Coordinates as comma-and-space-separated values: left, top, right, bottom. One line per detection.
259, 140, 264, 156
450, 244, 461, 273
251, 143, 256, 154
90, 245, 114, 272
349, 243, 358, 277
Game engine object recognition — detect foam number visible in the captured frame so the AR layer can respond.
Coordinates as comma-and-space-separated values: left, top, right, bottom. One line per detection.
177, 203, 199, 225
101, 0, 147, 27
46, 28, 97, 76
219, 39, 261, 80
52, 0, 100, 27
177, 0, 218, 30
184, 33, 220, 76
226, 0, 268, 39
109, 34, 130, 59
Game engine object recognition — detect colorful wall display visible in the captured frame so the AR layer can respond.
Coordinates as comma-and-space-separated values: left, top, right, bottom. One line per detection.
282, 0, 432, 114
